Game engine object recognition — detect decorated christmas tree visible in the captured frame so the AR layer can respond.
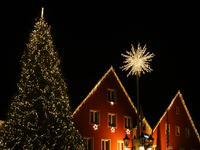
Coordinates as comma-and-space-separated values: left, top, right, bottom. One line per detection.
0, 9, 85, 150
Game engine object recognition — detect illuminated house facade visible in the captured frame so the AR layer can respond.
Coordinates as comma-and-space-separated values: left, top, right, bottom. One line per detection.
152, 91, 200, 150
72, 66, 152, 150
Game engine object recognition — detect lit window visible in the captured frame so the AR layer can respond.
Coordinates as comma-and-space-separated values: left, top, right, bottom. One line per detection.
83, 137, 93, 150
108, 113, 117, 127
165, 123, 170, 135
185, 128, 190, 138
90, 109, 100, 125
107, 88, 116, 103
176, 106, 180, 115
117, 140, 125, 150
124, 116, 132, 129
175, 125, 180, 136
139, 146, 144, 150
101, 139, 110, 150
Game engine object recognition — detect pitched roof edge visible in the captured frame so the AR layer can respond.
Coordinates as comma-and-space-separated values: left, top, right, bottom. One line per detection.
153, 91, 200, 143
111, 66, 138, 114
72, 66, 113, 117
72, 66, 137, 117
153, 91, 179, 133
178, 91, 200, 142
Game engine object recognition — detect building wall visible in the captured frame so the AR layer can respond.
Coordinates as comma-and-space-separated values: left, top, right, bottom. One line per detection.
73, 69, 137, 150
153, 93, 200, 150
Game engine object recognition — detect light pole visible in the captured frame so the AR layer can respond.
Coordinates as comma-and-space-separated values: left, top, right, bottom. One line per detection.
121, 43, 155, 150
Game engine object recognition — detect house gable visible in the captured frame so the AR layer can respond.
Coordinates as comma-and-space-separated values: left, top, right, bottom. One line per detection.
153, 91, 200, 149
72, 66, 140, 149
72, 66, 137, 117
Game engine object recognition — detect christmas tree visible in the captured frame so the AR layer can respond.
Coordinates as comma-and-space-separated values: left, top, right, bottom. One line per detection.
0, 9, 85, 150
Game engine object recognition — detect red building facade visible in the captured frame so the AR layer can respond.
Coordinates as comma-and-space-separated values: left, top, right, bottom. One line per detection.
72, 66, 151, 150
153, 91, 200, 150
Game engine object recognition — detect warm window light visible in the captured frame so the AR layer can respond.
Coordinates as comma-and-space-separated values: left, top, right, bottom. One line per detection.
111, 127, 115, 133
139, 146, 145, 150
93, 124, 98, 130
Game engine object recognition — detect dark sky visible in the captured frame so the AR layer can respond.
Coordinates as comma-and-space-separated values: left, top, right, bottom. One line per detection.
1, 3, 199, 133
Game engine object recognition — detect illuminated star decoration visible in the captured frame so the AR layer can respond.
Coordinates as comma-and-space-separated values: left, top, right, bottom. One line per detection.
93, 124, 98, 130
121, 43, 155, 77
111, 127, 115, 133
126, 129, 130, 135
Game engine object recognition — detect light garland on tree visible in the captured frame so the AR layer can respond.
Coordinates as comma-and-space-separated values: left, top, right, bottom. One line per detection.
0, 8, 85, 150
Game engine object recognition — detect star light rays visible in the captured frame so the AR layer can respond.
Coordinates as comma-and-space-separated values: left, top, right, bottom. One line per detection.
121, 43, 155, 77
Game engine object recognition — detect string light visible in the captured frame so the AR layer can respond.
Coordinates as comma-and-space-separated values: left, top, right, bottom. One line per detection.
0, 9, 85, 150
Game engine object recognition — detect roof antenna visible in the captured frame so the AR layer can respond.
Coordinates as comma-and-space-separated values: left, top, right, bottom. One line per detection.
41, 7, 44, 18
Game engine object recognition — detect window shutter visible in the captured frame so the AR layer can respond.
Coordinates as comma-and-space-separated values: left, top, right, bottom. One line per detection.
108, 90, 110, 102
106, 141, 110, 150
113, 115, 116, 127
96, 112, 99, 124
88, 138, 93, 150
91, 112, 94, 123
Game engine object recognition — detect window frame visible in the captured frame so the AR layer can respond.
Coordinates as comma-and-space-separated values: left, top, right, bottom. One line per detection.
83, 137, 94, 150
124, 116, 132, 129
101, 138, 111, 150
89, 109, 100, 125
117, 140, 125, 150
107, 88, 117, 104
107, 112, 117, 128
175, 125, 180, 136
176, 106, 180, 115
185, 127, 190, 138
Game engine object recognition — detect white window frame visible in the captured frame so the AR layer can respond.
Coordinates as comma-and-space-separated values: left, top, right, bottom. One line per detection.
108, 112, 117, 127
90, 109, 100, 125
117, 140, 125, 150
101, 138, 111, 150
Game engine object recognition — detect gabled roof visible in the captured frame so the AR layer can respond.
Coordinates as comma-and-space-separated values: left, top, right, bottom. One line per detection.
72, 66, 137, 116
153, 90, 200, 142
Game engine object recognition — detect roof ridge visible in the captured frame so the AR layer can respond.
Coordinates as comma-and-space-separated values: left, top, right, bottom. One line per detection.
153, 91, 200, 142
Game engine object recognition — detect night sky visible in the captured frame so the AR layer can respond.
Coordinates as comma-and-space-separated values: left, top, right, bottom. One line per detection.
1, 3, 199, 133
